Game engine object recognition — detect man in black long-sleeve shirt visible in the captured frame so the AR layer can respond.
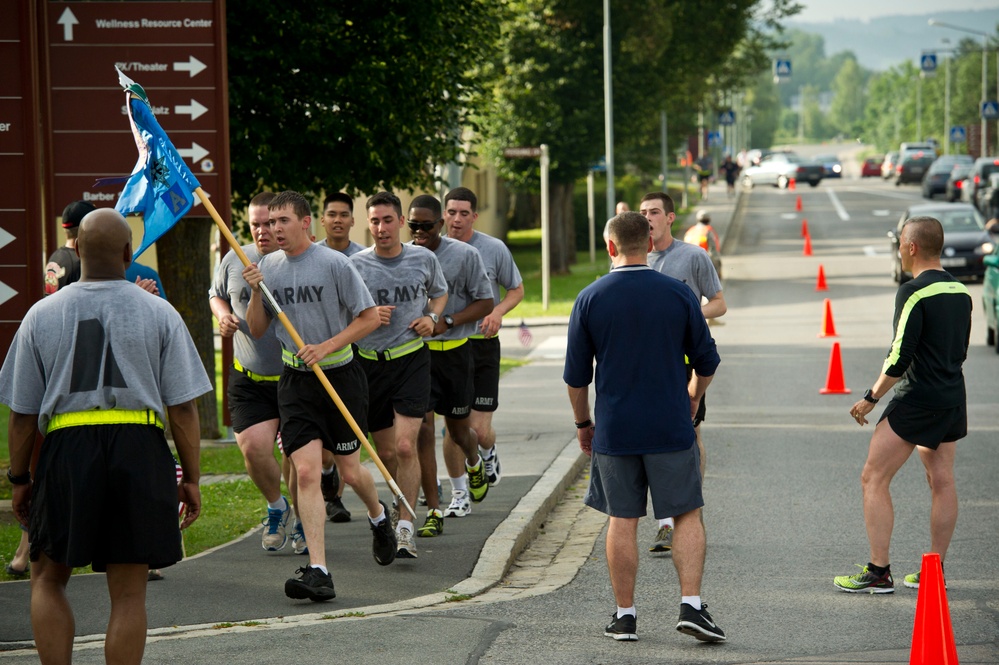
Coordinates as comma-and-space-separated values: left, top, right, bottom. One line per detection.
835, 216, 972, 594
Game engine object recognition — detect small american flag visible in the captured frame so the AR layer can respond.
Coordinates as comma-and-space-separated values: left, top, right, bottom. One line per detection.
519, 320, 533, 347
175, 458, 185, 517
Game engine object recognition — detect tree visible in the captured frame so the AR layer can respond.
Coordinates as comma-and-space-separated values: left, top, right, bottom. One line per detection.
828, 58, 867, 138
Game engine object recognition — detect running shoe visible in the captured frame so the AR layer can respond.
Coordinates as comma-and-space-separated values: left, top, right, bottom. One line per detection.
482, 446, 502, 486
285, 565, 335, 602
390, 500, 400, 530
903, 571, 947, 590
261, 497, 292, 551
417, 509, 444, 537
326, 495, 352, 523
320, 466, 340, 502
467, 460, 489, 503
443, 489, 471, 517
676, 603, 725, 642
649, 525, 673, 553
604, 613, 637, 641
834, 564, 894, 594
370, 500, 397, 566
292, 520, 308, 555
396, 526, 418, 559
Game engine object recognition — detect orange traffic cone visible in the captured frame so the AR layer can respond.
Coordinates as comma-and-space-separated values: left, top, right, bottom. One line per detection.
803, 233, 813, 257
816, 264, 828, 291
910, 553, 958, 665
819, 298, 837, 337
819, 342, 851, 394
795, 194, 803, 211
801, 218, 809, 237
789, 177, 797, 191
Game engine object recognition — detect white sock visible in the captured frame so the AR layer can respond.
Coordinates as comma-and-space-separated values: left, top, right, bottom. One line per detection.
465, 456, 482, 471
368, 508, 386, 526
658, 517, 675, 529
479, 445, 495, 459
681, 595, 702, 610
397, 519, 414, 533
616, 606, 636, 618
450, 476, 468, 493
268, 497, 287, 511
311, 564, 329, 575
321, 465, 335, 475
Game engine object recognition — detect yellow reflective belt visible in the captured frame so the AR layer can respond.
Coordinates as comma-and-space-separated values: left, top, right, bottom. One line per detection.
233, 359, 280, 382
357, 338, 425, 361
282, 346, 353, 369
47, 409, 164, 434
425, 338, 468, 352
468, 333, 486, 340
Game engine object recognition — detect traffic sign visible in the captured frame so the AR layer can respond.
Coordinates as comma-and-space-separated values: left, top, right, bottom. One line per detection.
920, 52, 937, 73
718, 110, 735, 126
503, 147, 542, 158
949, 126, 966, 144
44, 1, 230, 223
774, 59, 792, 79
982, 101, 999, 120
707, 131, 722, 147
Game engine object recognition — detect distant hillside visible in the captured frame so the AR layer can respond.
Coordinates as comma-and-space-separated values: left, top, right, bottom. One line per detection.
789, 9, 999, 71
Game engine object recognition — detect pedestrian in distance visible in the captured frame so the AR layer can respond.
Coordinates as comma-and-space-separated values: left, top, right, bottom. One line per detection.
408, 194, 494, 537
320, 192, 365, 257
564, 210, 725, 643
1, 207, 211, 664
835, 216, 972, 594
243, 190, 397, 602
444, 187, 524, 501
639, 192, 726, 554
719, 154, 739, 199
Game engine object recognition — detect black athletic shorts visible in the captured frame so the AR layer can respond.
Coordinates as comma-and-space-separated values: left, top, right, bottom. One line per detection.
685, 364, 707, 427
278, 360, 368, 457
585, 445, 703, 519
428, 343, 473, 419
227, 366, 280, 433
880, 399, 967, 449
30, 424, 183, 571
468, 337, 500, 412
359, 345, 431, 432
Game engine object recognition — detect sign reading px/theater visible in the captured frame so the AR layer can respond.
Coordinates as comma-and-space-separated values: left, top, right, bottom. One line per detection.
46, 1, 228, 212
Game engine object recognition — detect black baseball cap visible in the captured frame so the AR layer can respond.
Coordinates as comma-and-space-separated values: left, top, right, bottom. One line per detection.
61, 201, 97, 229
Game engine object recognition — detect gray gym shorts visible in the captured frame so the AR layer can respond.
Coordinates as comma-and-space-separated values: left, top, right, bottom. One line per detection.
584, 445, 703, 519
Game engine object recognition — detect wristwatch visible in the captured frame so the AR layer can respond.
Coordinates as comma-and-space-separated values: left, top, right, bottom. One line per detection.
444, 314, 455, 329
427, 312, 440, 325
863, 389, 879, 404
6, 468, 31, 485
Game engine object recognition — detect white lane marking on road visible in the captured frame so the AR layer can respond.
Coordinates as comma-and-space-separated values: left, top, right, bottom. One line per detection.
827, 189, 850, 221
873, 209, 891, 217
780, 213, 799, 219
863, 245, 883, 256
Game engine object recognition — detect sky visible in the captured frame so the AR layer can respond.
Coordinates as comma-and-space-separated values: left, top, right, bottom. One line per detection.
792, 0, 998, 23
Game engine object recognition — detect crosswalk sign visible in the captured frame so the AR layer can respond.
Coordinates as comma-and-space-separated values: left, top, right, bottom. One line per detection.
949, 126, 966, 144
982, 101, 999, 120
920, 53, 937, 73
774, 59, 792, 78
718, 110, 735, 126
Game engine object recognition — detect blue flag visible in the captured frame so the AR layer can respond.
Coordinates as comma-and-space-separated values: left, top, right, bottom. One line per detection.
114, 69, 201, 259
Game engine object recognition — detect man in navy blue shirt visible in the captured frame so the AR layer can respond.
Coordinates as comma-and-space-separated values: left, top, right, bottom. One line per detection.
564, 211, 724, 643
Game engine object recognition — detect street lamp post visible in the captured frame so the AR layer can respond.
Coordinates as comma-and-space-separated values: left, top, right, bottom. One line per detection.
929, 19, 995, 156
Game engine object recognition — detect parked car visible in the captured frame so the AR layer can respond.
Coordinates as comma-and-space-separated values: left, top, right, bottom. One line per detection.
861, 157, 883, 178
984, 242, 999, 352
966, 157, 999, 212
895, 151, 935, 186
745, 148, 774, 167
887, 203, 994, 283
946, 164, 973, 202
881, 152, 899, 180
922, 155, 974, 199
815, 154, 842, 178
978, 172, 999, 221
741, 152, 823, 189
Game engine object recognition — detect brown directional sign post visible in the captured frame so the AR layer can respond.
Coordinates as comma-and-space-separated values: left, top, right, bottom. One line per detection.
502, 146, 543, 159
0, 0, 45, 354
42, 0, 229, 235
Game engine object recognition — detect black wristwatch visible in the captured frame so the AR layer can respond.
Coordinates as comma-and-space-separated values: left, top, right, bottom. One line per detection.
575, 419, 593, 429
6, 468, 31, 485
444, 314, 455, 329
863, 389, 879, 404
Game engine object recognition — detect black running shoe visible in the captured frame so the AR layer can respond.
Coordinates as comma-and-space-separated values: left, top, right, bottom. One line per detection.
676, 603, 725, 642
320, 466, 340, 503
604, 613, 637, 641
326, 495, 352, 523
370, 500, 397, 566
285, 566, 335, 602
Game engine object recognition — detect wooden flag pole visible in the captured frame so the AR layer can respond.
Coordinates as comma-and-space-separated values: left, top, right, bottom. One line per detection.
194, 187, 416, 520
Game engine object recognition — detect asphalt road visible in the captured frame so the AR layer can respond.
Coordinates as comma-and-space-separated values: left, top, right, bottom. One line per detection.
2, 173, 997, 664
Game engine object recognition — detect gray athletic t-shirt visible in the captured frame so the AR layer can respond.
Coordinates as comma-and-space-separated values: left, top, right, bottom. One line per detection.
318, 238, 365, 257
0, 281, 212, 434
350, 244, 448, 351
209, 244, 284, 376
467, 231, 523, 305
648, 238, 721, 303
420, 237, 493, 341
257, 243, 375, 370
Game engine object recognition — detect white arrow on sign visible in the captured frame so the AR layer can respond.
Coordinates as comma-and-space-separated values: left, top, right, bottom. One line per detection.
175, 99, 208, 120
173, 56, 207, 78
0, 227, 15, 252
178, 143, 210, 163
58, 7, 79, 42
0, 280, 18, 307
